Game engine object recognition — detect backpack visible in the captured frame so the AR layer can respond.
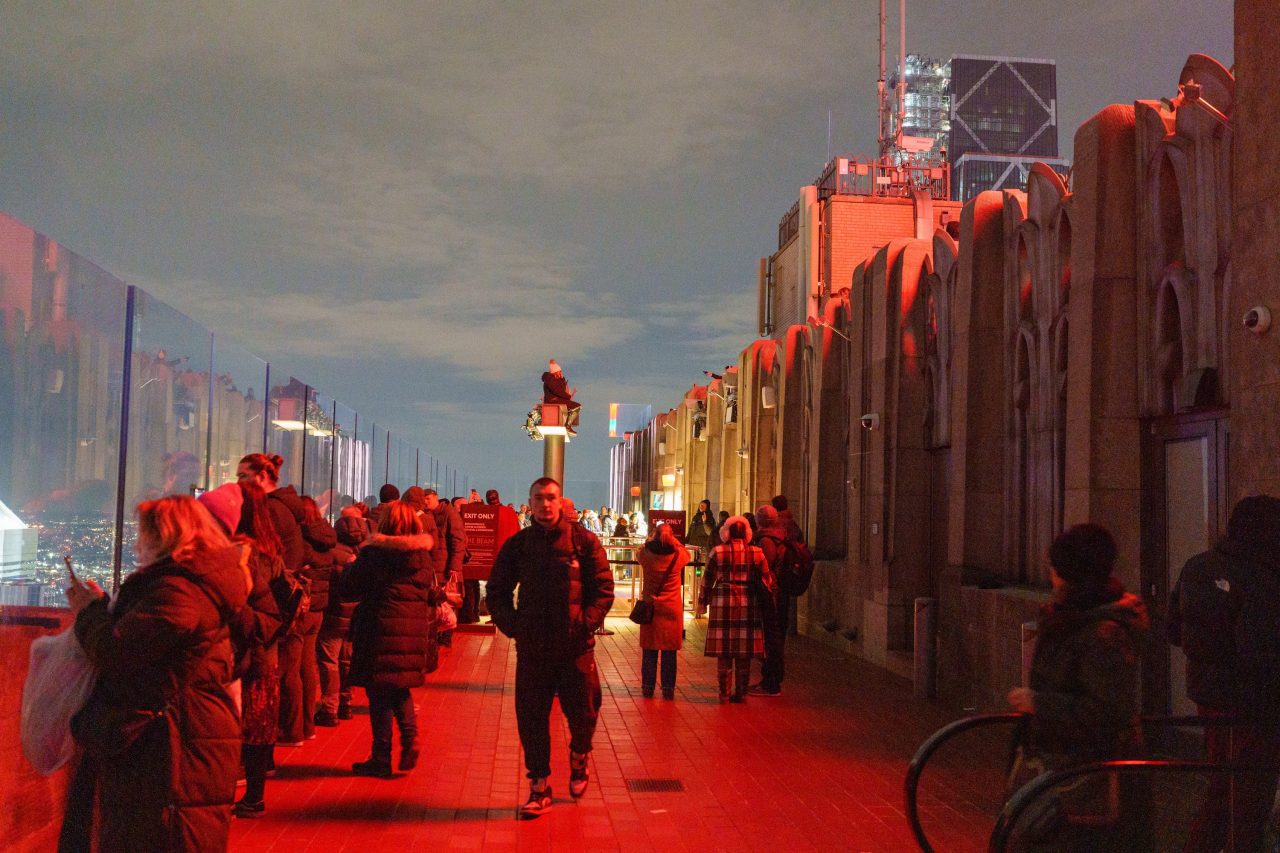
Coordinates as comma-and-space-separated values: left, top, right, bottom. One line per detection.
269, 566, 311, 639
763, 534, 815, 595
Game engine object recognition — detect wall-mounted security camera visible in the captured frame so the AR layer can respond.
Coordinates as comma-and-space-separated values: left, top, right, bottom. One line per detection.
860, 413, 880, 431
1243, 306, 1272, 335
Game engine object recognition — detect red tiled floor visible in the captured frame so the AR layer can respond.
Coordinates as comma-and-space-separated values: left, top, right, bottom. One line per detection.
230, 618, 1004, 852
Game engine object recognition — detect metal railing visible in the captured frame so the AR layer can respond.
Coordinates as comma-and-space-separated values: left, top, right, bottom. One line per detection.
905, 714, 1277, 853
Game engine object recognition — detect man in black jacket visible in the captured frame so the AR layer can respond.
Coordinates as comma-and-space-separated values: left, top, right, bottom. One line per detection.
1170, 495, 1280, 853
486, 477, 613, 818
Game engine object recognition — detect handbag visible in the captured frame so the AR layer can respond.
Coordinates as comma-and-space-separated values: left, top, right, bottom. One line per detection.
628, 599, 655, 624
628, 550, 680, 625
21, 629, 98, 775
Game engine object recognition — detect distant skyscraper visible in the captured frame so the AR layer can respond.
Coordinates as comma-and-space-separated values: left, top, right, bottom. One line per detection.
892, 55, 952, 159
949, 55, 1071, 201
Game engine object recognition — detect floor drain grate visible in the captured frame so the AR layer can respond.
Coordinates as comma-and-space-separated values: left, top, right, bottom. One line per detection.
625, 778, 685, 793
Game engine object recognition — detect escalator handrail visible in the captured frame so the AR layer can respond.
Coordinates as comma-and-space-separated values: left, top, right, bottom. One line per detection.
905, 712, 1250, 852
904, 713, 1027, 853
988, 756, 1280, 853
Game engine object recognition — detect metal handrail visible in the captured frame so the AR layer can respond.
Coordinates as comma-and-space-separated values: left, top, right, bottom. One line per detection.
905, 714, 1255, 852
988, 757, 1280, 853
904, 713, 1026, 853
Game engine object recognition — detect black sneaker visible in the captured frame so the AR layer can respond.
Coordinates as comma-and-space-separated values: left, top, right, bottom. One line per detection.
399, 744, 420, 772
569, 752, 590, 798
520, 785, 553, 819
352, 758, 394, 779
314, 709, 338, 727
337, 700, 353, 720
233, 798, 265, 818
747, 684, 782, 697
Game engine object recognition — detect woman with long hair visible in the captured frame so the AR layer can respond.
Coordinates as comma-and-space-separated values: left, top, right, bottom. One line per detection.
339, 501, 436, 777
699, 516, 773, 703
635, 523, 690, 699
226, 483, 288, 817
63, 495, 248, 850
237, 453, 311, 745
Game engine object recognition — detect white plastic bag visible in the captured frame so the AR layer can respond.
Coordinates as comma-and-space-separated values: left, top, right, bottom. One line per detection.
21, 628, 98, 775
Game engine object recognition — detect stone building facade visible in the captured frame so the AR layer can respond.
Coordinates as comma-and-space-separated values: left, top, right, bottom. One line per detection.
609, 48, 1270, 713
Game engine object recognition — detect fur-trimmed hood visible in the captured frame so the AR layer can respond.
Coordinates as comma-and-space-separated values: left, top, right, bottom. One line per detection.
719, 514, 752, 543
364, 532, 434, 552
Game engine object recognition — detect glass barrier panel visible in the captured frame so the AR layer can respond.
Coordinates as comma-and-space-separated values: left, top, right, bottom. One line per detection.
330, 401, 364, 519
121, 291, 213, 576
266, 376, 307, 490
0, 214, 127, 601
302, 390, 337, 510
209, 335, 267, 488
370, 424, 388, 494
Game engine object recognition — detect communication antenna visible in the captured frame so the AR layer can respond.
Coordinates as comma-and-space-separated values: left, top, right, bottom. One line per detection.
876, 0, 907, 162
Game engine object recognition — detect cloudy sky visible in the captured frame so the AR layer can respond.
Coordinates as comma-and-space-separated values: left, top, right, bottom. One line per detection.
0, 1, 1233, 506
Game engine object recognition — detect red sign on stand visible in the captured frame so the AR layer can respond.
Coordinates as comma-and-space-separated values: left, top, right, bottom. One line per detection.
648, 510, 687, 543
458, 503, 519, 580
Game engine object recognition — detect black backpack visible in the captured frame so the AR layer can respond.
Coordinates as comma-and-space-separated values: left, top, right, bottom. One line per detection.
763, 534, 815, 595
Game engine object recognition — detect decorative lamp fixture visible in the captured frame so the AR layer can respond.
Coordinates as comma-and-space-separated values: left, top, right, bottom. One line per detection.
661, 473, 676, 488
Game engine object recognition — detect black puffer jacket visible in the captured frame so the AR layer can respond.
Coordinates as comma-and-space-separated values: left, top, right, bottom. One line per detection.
301, 515, 339, 613
486, 515, 613, 659
1170, 537, 1280, 717
70, 546, 249, 852
267, 486, 307, 572
341, 532, 437, 689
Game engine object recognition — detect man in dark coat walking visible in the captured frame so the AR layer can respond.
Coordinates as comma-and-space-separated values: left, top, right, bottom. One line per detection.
750, 504, 790, 697
1171, 495, 1280, 853
486, 477, 613, 818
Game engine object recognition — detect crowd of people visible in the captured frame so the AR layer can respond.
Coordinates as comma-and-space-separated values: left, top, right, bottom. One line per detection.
50, 448, 1280, 848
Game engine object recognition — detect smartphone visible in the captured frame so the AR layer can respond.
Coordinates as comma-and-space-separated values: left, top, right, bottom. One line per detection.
64, 554, 79, 584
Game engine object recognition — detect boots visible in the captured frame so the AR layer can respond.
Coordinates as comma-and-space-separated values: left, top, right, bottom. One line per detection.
732, 661, 750, 703
717, 667, 731, 703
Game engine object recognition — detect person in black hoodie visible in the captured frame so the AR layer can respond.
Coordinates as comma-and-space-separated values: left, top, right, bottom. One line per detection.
1171, 495, 1280, 853
298, 495, 338, 737
340, 500, 437, 778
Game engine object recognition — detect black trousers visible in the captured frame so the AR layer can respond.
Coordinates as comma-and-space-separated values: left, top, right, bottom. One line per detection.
458, 579, 481, 623
515, 651, 601, 779
365, 685, 417, 763
760, 592, 790, 690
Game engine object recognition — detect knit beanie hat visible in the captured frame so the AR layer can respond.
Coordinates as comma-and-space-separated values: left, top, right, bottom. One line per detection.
755, 505, 779, 526
1049, 523, 1116, 586
378, 483, 400, 503
198, 483, 244, 534
548, 359, 562, 375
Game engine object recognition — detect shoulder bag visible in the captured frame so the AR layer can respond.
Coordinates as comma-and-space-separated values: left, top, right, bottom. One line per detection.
629, 550, 681, 625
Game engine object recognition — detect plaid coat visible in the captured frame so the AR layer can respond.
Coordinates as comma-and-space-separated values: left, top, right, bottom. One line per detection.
701, 541, 770, 658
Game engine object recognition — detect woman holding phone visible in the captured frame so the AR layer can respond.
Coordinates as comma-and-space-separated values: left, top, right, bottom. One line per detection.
63, 495, 248, 851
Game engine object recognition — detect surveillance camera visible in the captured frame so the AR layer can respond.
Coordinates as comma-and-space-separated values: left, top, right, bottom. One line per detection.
860, 413, 880, 431
1243, 306, 1272, 335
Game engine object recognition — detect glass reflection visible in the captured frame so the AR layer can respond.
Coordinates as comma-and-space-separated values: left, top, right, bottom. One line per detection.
209, 336, 267, 488
0, 213, 127, 603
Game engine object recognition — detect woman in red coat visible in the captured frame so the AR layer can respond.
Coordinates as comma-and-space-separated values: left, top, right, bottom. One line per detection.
635, 523, 689, 699
339, 501, 436, 778
64, 495, 249, 852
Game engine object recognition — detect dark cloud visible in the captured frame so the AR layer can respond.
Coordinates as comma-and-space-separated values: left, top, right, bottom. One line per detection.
0, 1, 1233, 506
